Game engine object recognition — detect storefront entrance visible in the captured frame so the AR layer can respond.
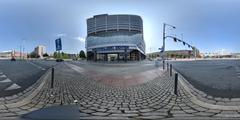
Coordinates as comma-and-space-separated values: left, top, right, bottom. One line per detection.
108, 54, 118, 61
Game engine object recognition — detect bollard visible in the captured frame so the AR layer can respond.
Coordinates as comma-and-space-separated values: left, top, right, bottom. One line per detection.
163, 60, 165, 70
170, 64, 172, 76
51, 67, 54, 88
167, 63, 169, 71
174, 73, 178, 95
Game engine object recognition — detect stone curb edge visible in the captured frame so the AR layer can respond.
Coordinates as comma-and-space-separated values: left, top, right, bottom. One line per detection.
0, 68, 51, 109
175, 69, 240, 110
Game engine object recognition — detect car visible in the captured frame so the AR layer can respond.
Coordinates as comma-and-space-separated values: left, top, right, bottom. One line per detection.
11, 57, 16, 61
56, 59, 64, 62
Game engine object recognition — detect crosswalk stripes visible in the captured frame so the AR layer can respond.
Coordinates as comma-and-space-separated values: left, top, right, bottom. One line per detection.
0, 78, 12, 83
0, 74, 7, 78
5, 83, 21, 91
0, 72, 22, 91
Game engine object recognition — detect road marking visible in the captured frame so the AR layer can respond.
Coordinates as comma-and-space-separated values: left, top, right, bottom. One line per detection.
5, 83, 21, 90
0, 78, 12, 83
27, 61, 46, 70
0, 74, 6, 78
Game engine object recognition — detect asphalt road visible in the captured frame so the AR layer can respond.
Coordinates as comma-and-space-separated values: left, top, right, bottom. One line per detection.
169, 59, 240, 98
0, 60, 57, 97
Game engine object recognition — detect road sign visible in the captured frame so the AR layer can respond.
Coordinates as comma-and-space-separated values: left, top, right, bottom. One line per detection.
159, 47, 163, 52
55, 38, 62, 51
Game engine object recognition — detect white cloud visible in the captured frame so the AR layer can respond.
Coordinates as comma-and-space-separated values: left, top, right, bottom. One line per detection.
54, 33, 66, 37
74, 36, 85, 43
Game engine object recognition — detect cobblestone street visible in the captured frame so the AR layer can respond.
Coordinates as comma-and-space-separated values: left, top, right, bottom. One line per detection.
1, 62, 240, 119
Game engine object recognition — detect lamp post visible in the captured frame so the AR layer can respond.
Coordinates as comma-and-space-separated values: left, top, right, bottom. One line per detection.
162, 23, 176, 60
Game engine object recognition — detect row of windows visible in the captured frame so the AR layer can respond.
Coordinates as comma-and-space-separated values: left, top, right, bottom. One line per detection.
87, 15, 143, 34
86, 34, 145, 53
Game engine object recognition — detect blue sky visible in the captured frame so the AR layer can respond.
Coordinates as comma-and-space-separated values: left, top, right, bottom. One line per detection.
0, 0, 239, 54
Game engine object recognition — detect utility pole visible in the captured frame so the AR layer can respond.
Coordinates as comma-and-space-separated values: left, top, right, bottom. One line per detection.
194, 47, 197, 60
23, 46, 25, 60
20, 45, 22, 60
162, 23, 176, 60
163, 23, 166, 53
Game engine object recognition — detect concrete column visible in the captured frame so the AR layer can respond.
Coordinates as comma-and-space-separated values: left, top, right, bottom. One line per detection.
94, 51, 97, 62
104, 54, 107, 61
138, 52, 141, 61
124, 47, 127, 63
117, 53, 119, 62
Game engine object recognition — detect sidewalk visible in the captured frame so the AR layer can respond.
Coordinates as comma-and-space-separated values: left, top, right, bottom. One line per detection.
1, 62, 240, 119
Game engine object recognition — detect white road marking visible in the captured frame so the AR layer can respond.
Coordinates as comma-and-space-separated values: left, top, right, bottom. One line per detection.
27, 61, 46, 70
0, 74, 6, 78
5, 83, 21, 90
0, 78, 12, 83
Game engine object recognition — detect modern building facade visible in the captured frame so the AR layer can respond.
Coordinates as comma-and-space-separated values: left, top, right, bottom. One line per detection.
86, 14, 146, 61
34, 45, 46, 58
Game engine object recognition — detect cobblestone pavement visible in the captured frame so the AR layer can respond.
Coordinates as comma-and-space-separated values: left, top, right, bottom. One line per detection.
1, 62, 240, 119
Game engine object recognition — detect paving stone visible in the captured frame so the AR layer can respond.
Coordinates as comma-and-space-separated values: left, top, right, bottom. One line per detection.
81, 109, 96, 113
91, 112, 110, 116
141, 112, 168, 116
109, 113, 139, 117
139, 108, 154, 113
136, 116, 165, 119
1, 62, 240, 119
193, 112, 215, 116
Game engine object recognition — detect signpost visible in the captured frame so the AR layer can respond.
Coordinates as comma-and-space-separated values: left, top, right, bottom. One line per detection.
55, 38, 62, 51
55, 38, 62, 59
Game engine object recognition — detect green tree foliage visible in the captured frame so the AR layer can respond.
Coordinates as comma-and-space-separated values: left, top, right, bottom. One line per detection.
53, 52, 58, 58
79, 50, 86, 59
29, 52, 38, 58
43, 53, 49, 57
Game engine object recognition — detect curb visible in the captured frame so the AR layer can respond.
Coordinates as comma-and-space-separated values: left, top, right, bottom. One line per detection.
0, 68, 51, 109
175, 69, 240, 110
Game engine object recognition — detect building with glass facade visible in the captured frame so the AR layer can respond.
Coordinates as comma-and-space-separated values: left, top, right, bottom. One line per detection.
86, 14, 146, 61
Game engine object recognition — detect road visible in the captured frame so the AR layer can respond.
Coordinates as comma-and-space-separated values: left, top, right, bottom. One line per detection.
169, 59, 240, 98
0, 60, 56, 97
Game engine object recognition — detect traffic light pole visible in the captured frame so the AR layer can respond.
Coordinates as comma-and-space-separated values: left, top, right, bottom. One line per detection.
163, 23, 166, 54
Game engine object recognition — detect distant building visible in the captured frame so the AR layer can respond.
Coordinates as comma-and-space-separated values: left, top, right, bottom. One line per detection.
0, 50, 27, 59
232, 53, 240, 58
147, 49, 201, 59
34, 45, 46, 58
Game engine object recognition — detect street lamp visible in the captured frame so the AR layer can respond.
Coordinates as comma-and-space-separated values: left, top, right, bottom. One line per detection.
162, 23, 176, 60
162, 23, 176, 53
163, 23, 176, 52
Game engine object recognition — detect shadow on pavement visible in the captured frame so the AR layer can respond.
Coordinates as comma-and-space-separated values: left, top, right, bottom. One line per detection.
20, 105, 81, 120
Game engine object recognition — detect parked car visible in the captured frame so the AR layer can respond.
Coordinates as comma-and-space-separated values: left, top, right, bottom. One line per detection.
11, 57, 16, 61
56, 59, 64, 62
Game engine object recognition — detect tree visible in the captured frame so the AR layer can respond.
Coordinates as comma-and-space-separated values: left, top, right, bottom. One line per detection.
43, 53, 49, 57
53, 52, 58, 58
30, 52, 38, 58
79, 50, 86, 59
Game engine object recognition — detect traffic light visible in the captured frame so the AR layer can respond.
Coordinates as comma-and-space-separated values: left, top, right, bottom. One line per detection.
173, 37, 177, 42
183, 42, 185, 46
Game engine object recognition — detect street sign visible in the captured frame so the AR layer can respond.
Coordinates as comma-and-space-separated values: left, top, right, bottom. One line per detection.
55, 38, 62, 51
159, 47, 163, 52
